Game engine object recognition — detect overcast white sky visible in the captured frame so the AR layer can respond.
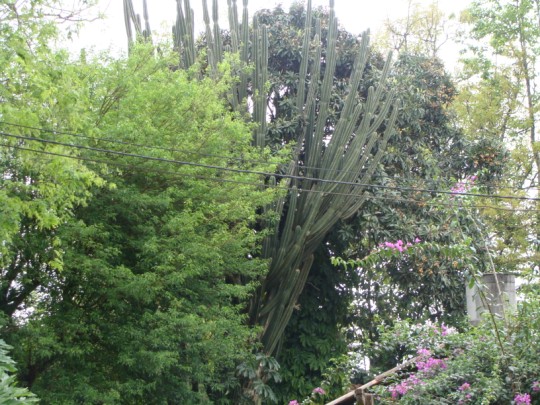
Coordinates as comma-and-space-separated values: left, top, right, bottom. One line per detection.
70, 0, 472, 66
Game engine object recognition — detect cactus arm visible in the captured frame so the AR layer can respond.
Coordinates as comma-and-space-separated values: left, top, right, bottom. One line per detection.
296, 0, 312, 111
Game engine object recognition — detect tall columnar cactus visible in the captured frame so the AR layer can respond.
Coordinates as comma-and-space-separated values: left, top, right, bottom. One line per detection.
123, 0, 151, 50
254, 2, 398, 354
172, 0, 197, 68
123, 0, 398, 356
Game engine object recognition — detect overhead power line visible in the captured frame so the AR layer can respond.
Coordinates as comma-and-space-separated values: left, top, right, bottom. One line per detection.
7, 130, 540, 202
2, 143, 538, 214
0, 121, 529, 193
1, 130, 539, 202
0, 121, 271, 166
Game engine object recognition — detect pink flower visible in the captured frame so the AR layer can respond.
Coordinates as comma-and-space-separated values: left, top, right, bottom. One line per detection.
389, 381, 409, 399
441, 324, 450, 336
414, 237, 421, 243
451, 175, 477, 196
389, 374, 424, 399
417, 348, 431, 357
533, 381, 540, 392
288, 401, 299, 405
417, 357, 446, 374
459, 382, 471, 391
312, 387, 326, 395
514, 393, 531, 405
381, 238, 421, 253
407, 374, 424, 386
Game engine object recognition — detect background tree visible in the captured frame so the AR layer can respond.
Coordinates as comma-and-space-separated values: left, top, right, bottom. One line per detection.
0, 0, 106, 322
13, 48, 282, 404
374, 0, 458, 57
454, 0, 540, 275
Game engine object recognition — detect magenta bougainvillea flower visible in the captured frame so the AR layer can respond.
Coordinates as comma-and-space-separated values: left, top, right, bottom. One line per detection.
416, 357, 447, 374
379, 238, 421, 253
514, 393, 531, 405
312, 387, 326, 395
440, 324, 450, 336
458, 382, 471, 391
417, 348, 431, 357
389, 374, 425, 399
451, 175, 477, 195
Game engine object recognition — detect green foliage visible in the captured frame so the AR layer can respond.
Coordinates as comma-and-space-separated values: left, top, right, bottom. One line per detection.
0, 339, 38, 404
8, 45, 282, 403
456, 0, 540, 274
237, 353, 282, 403
364, 283, 540, 404
1, 3, 284, 402
0, 2, 106, 317
2, 2, 521, 404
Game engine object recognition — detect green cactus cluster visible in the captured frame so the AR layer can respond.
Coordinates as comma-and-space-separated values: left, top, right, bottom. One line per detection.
123, 0, 151, 49
123, 0, 398, 356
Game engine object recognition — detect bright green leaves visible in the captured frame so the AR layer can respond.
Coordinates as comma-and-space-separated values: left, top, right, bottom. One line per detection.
468, 0, 540, 53
1, 38, 283, 403
0, 340, 38, 404
1, 4, 285, 402
0, 22, 106, 318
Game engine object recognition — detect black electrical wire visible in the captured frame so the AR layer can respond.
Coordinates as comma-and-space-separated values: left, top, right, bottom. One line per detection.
2, 143, 539, 213
0, 121, 529, 193
2, 130, 540, 202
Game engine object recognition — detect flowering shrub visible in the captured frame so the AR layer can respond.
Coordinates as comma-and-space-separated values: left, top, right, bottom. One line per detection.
288, 386, 327, 405
381, 346, 447, 401
365, 300, 540, 404
515, 393, 532, 405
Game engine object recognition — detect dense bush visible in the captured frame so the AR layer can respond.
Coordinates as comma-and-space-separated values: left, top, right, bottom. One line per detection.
363, 282, 540, 404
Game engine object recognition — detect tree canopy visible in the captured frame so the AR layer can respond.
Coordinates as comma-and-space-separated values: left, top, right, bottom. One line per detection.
1, 0, 538, 404
1, 3, 283, 402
